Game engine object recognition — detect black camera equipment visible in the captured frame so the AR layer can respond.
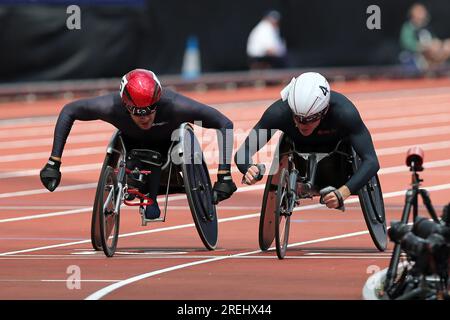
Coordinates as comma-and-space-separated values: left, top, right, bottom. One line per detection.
384, 147, 442, 297
386, 217, 449, 299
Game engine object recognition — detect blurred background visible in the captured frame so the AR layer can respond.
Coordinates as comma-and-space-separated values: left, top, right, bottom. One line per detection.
0, 0, 449, 96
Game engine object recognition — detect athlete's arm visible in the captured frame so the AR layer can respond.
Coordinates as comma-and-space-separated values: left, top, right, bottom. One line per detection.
51, 93, 116, 159
234, 100, 282, 175
341, 102, 380, 195
170, 90, 234, 172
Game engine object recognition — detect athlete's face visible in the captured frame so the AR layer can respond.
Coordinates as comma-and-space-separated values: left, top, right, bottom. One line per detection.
130, 111, 156, 130
293, 117, 321, 136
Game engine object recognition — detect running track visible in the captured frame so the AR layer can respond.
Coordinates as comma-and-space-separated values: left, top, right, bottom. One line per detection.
0, 78, 449, 300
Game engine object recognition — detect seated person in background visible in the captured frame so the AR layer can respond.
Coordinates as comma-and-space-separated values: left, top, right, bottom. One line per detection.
399, 3, 450, 72
246, 10, 287, 70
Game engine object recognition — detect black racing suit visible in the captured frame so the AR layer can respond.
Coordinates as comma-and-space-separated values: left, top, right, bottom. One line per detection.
234, 91, 379, 195
51, 88, 233, 199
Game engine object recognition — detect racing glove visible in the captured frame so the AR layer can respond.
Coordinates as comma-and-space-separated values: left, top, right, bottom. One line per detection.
212, 171, 237, 204
40, 157, 62, 192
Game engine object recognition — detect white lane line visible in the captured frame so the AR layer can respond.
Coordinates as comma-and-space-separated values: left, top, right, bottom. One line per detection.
0, 255, 392, 261
0, 212, 257, 256
0, 116, 57, 128
365, 113, 450, 129
2, 129, 450, 181
0, 122, 112, 139
1, 154, 449, 202
2, 108, 450, 161
372, 125, 450, 141
0, 206, 88, 210
0, 191, 190, 223
0, 205, 260, 211
0, 163, 242, 180
83, 227, 391, 300
1, 182, 449, 258
0, 132, 113, 149
1, 158, 449, 223
0, 163, 102, 179
0, 146, 105, 163
0, 207, 93, 223
376, 140, 450, 156
378, 159, 450, 174
0, 183, 97, 199
84, 251, 261, 300
0, 279, 120, 283
2, 252, 391, 258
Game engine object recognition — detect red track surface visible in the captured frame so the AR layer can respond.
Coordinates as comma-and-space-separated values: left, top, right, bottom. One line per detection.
0, 78, 449, 300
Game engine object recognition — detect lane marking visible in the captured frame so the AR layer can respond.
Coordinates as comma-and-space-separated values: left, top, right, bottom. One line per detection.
0, 122, 111, 139
0, 183, 98, 200
0, 132, 113, 150
2, 120, 450, 157
1, 159, 450, 222
84, 227, 392, 300
365, 113, 450, 129
372, 125, 450, 141
0, 205, 261, 211
0, 146, 105, 163
1, 183, 449, 257
0, 160, 240, 179
0, 279, 120, 283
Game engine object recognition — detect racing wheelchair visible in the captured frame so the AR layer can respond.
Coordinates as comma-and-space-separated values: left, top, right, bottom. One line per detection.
90, 123, 218, 257
259, 134, 387, 259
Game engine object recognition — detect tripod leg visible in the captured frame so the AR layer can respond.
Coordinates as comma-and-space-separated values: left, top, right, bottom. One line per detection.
419, 189, 440, 223
385, 190, 415, 291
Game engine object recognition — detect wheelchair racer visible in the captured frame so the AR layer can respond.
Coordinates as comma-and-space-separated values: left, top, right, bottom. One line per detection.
235, 72, 380, 210
40, 69, 237, 220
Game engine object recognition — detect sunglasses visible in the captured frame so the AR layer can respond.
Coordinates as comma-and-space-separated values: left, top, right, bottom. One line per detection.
125, 104, 157, 117
293, 106, 329, 124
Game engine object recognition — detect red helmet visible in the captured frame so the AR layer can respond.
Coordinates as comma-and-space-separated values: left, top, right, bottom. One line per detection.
119, 69, 162, 116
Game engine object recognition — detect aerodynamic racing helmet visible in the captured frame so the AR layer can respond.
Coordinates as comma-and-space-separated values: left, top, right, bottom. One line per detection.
280, 72, 330, 124
120, 69, 162, 116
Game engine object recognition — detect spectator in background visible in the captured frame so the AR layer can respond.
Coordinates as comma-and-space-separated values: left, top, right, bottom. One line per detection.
399, 3, 450, 72
246, 10, 287, 70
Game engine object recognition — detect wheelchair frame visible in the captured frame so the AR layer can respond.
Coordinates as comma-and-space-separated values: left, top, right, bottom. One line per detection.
259, 134, 387, 259
91, 123, 218, 257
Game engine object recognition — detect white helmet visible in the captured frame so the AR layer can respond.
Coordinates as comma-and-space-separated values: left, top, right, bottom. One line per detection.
280, 72, 330, 123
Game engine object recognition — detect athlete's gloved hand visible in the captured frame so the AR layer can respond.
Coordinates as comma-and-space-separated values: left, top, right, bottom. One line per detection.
319, 186, 345, 212
242, 164, 265, 185
212, 171, 237, 204
40, 157, 62, 192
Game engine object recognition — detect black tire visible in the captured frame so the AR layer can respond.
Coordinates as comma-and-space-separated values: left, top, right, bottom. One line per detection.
98, 166, 120, 257
259, 135, 291, 251
275, 168, 291, 259
352, 149, 387, 251
181, 126, 218, 250
259, 173, 277, 251
91, 154, 111, 251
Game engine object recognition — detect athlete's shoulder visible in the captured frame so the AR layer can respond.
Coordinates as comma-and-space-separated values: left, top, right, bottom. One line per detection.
330, 91, 359, 114
264, 98, 290, 116
330, 91, 354, 107
328, 91, 364, 130
258, 99, 291, 128
159, 87, 178, 103
65, 92, 118, 111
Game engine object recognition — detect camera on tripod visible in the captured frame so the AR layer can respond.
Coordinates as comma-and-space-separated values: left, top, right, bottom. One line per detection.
388, 213, 450, 276
406, 146, 424, 172
382, 147, 450, 299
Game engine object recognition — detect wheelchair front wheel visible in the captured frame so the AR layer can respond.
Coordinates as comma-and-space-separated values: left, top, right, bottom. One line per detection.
91, 153, 112, 251
180, 125, 218, 250
275, 168, 291, 259
352, 149, 387, 251
98, 166, 120, 257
